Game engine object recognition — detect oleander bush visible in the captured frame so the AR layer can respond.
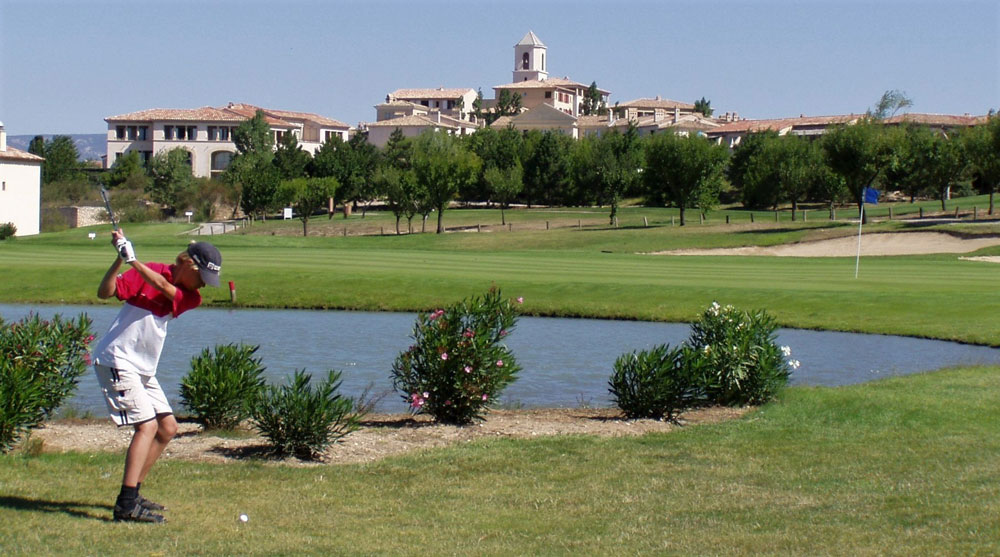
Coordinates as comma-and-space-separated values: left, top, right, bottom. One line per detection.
0, 313, 94, 452
689, 302, 794, 406
180, 343, 266, 430
251, 369, 361, 460
609, 344, 707, 422
610, 302, 795, 420
391, 288, 522, 425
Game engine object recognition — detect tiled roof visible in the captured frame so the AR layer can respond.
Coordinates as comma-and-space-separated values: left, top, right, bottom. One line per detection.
516, 31, 545, 47
364, 114, 459, 130
883, 113, 986, 126
618, 97, 695, 110
495, 77, 591, 90
250, 106, 350, 129
708, 114, 860, 134
0, 145, 44, 163
106, 107, 245, 123
106, 103, 349, 129
390, 88, 475, 100
489, 115, 515, 128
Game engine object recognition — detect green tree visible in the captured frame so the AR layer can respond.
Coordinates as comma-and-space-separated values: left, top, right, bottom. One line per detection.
694, 97, 714, 117
773, 136, 815, 221
147, 148, 193, 209
41, 136, 83, 184
374, 165, 420, 234
522, 130, 573, 206
273, 132, 312, 180
412, 131, 482, 233
962, 116, 1000, 214
493, 89, 523, 121
277, 177, 338, 236
226, 110, 278, 220
868, 89, 913, 120
347, 132, 380, 217
581, 82, 606, 116
822, 120, 889, 222
484, 163, 523, 225
27, 136, 45, 158
105, 150, 148, 189
643, 132, 729, 226
917, 130, 966, 211
729, 131, 782, 210
575, 126, 642, 225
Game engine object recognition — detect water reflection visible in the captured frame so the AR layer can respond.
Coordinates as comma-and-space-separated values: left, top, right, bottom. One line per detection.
3, 304, 999, 414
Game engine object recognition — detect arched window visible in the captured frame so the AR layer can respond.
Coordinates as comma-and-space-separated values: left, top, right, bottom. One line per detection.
211, 151, 233, 178
522, 52, 529, 69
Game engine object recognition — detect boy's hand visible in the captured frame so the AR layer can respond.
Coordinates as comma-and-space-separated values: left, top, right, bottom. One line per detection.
115, 237, 137, 263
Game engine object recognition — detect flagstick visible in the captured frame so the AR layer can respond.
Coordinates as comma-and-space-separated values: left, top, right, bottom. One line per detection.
855, 203, 864, 279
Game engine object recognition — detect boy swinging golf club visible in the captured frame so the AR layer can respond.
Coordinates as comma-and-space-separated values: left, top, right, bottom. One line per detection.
91, 219, 221, 523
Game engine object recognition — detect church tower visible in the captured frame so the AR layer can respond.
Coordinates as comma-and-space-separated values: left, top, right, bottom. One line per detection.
513, 31, 547, 82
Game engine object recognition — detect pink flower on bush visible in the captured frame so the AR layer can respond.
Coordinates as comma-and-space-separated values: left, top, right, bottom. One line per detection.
440, 352, 448, 360
500, 330, 507, 337
464, 365, 472, 374
463, 329, 475, 338
482, 394, 489, 401
429, 309, 445, 321
410, 392, 426, 409
496, 359, 504, 367
516, 297, 524, 304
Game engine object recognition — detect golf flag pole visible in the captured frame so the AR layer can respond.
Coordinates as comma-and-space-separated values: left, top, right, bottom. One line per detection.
855, 187, 880, 279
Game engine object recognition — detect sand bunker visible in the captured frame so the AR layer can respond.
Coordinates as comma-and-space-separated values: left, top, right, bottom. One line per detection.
654, 232, 1000, 257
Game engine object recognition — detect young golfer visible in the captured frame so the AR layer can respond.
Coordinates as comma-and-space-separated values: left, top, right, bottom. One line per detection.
92, 228, 221, 523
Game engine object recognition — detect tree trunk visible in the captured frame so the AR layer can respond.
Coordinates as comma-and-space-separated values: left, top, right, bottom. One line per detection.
791, 200, 798, 222
395, 216, 401, 235
436, 206, 444, 234
501, 206, 506, 226
609, 202, 617, 226
328, 197, 334, 219
679, 206, 686, 226
941, 194, 947, 212
990, 190, 995, 215
302, 218, 308, 237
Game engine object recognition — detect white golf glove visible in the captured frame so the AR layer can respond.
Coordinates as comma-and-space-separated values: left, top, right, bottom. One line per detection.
115, 237, 136, 263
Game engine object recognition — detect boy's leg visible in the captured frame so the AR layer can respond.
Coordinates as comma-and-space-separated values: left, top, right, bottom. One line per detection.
138, 413, 178, 484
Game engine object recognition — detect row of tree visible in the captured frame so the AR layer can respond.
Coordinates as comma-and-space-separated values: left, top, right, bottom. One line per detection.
93, 108, 1000, 236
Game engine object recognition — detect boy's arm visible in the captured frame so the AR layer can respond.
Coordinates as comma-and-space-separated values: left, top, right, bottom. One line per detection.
97, 256, 123, 299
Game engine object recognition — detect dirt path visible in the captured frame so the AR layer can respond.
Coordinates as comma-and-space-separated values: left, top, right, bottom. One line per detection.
653, 231, 1000, 257
29, 407, 748, 467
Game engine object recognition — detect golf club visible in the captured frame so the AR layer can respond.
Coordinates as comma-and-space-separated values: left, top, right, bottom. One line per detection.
100, 187, 119, 231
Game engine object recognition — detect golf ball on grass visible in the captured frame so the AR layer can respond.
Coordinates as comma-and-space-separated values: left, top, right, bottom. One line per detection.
239, 514, 249, 523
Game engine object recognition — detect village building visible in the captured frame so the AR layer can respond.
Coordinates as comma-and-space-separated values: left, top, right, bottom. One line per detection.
0, 121, 43, 236
104, 103, 351, 178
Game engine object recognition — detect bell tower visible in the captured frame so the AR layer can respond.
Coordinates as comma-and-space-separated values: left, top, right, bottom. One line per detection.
513, 31, 547, 82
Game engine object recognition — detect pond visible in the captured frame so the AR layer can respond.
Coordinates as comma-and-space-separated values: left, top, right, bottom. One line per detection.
3, 303, 999, 414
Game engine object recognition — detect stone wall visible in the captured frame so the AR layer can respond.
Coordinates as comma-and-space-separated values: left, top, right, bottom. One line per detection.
58, 206, 108, 228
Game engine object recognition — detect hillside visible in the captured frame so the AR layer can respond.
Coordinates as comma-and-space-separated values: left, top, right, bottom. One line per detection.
5, 133, 105, 162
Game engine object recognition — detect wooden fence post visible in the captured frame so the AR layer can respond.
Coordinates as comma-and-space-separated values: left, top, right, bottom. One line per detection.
643, 216, 648, 227
919, 207, 924, 219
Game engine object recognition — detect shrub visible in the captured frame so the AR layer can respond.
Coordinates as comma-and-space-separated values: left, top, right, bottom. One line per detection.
0, 313, 94, 452
0, 222, 16, 240
251, 369, 360, 460
609, 344, 706, 422
180, 343, 266, 430
391, 288, 522, 425
687, 302, 793, 406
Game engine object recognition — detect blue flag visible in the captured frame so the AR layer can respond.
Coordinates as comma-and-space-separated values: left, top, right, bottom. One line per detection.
864, 187, 880, 204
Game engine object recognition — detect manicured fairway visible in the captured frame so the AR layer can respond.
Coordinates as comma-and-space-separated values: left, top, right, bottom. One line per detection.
1, 219, 998, 344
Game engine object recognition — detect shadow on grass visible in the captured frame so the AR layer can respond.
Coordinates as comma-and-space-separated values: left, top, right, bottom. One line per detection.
0, 496, 114, 522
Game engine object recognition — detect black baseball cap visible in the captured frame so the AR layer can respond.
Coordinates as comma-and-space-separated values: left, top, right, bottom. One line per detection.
187, 242, 222, 287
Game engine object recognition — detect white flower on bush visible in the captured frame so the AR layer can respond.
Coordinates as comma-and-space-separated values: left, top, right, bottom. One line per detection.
787, 359, 801, 370
781, 345, 792, 357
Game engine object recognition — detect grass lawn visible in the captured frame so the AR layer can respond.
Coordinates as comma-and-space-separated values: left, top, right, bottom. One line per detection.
1, 366, 997, 555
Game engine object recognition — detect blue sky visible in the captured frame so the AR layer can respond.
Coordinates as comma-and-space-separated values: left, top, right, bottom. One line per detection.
1, 0, 996, 135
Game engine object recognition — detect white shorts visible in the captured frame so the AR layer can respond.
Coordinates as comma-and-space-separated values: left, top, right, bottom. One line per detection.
94, 364, 173, 427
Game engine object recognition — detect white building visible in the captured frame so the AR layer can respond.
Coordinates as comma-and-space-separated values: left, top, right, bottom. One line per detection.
0, 121, 43, 236
492, 32, 610, 118
105, 103, 351, 178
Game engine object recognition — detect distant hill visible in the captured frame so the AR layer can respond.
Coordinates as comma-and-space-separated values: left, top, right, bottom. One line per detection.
6, 134, 106, 163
